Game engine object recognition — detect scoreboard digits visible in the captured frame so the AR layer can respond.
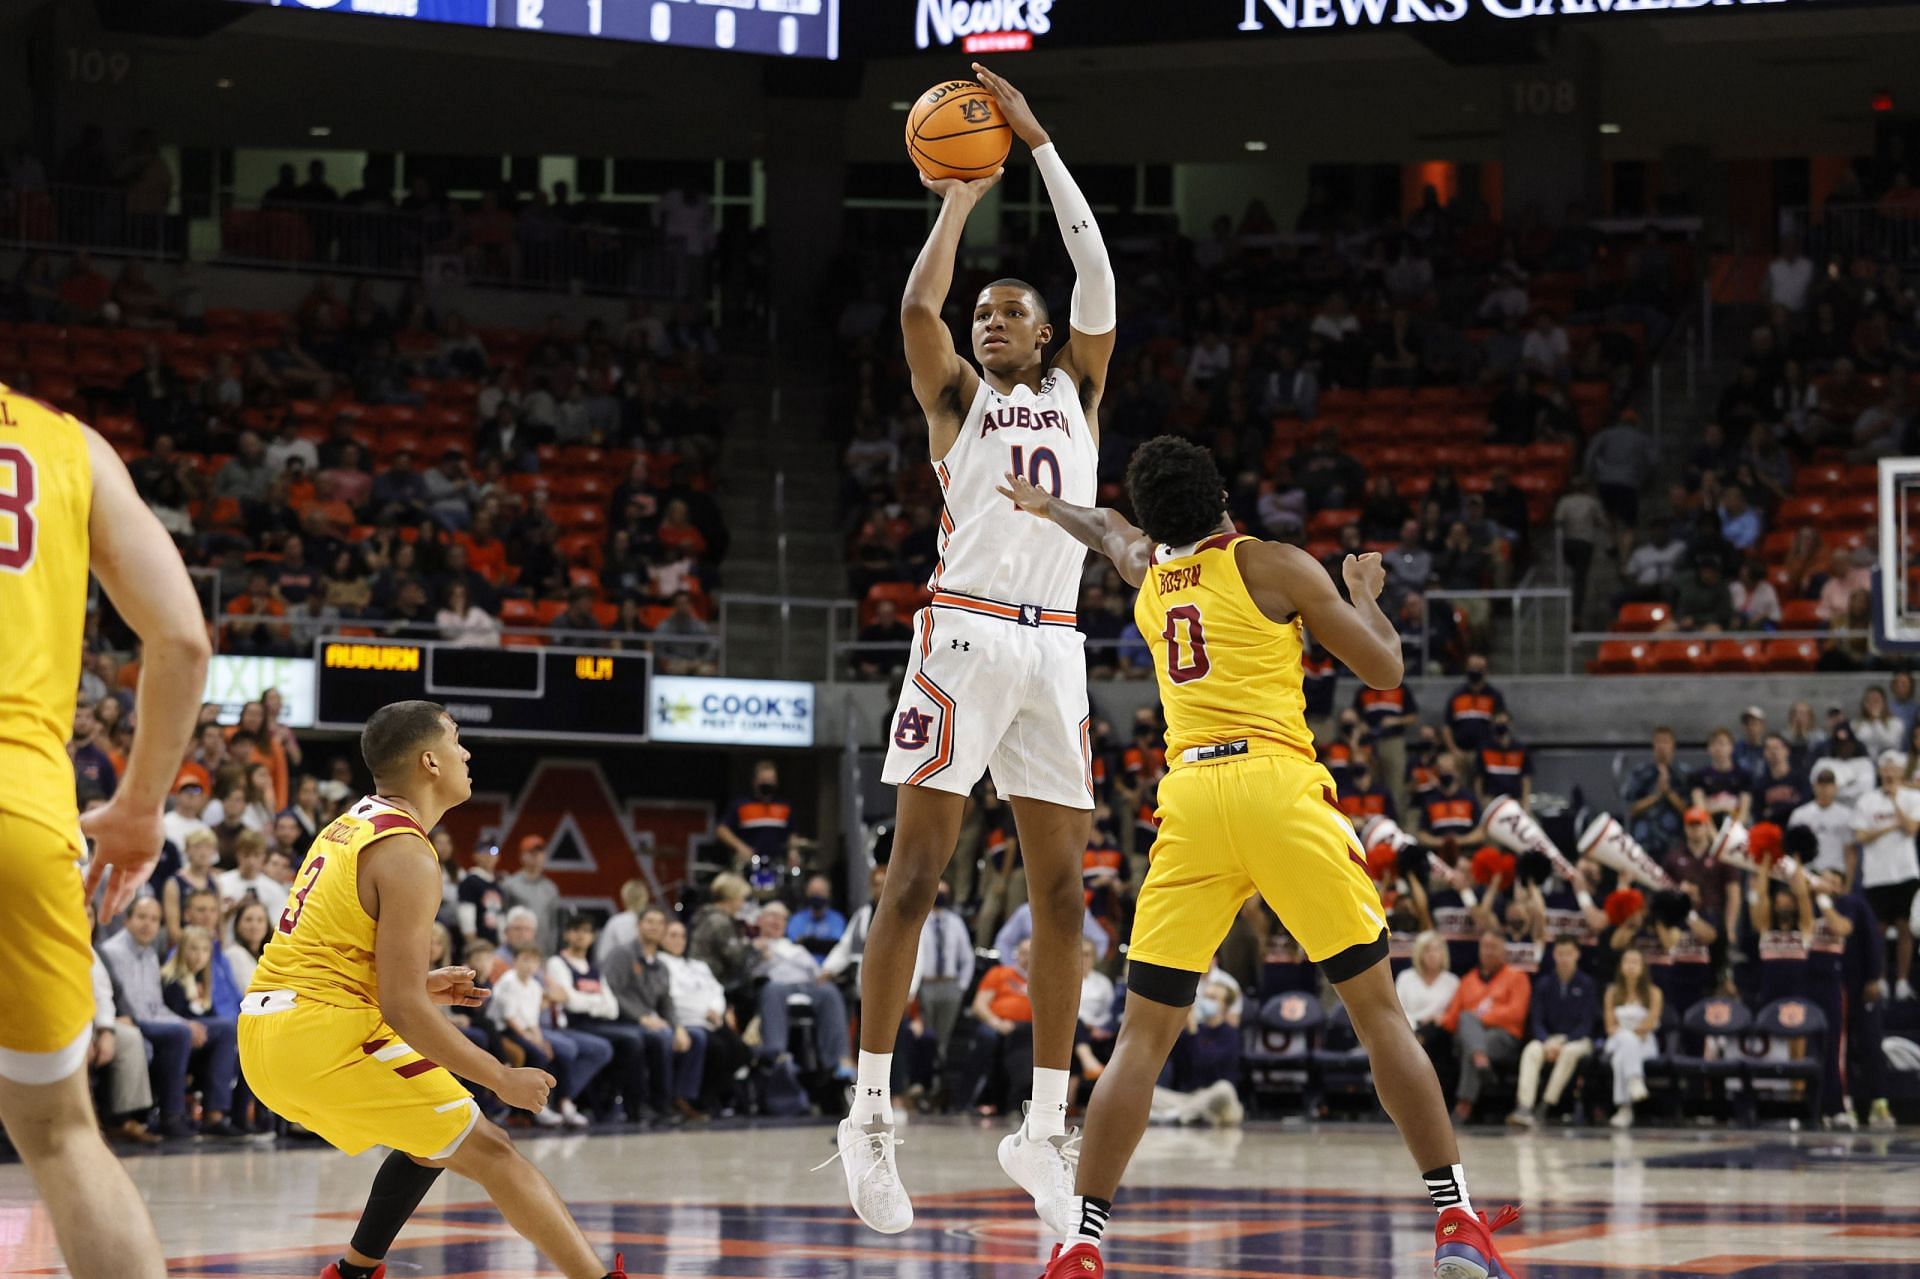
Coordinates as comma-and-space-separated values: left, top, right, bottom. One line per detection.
315, 638, 651, 742
243, 0, 839, 59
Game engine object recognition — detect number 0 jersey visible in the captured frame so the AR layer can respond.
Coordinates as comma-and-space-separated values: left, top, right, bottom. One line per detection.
929, 369, 1097, 613
248, 797, 433, 1010
1135, 533, 1315, 767
0, 386, 92, 843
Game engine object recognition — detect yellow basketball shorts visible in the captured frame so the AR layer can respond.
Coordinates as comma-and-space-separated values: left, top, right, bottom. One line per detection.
238, 991, 477, 1158
0, 810, 96, 1083
1127, 754, 1389, 979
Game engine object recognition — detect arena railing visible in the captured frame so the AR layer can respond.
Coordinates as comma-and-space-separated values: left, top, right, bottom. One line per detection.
1780, 203, 1920, 264
0, 182, 183, 259
209, 612, 720, 663
211, 197, 689, 297
1568, 626, 1874, 676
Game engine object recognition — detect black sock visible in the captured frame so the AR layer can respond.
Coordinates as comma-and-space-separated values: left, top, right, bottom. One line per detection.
335, 1263, 378, 1279
1422, 1163, 1472, 1215
347, 1150, 445, 1263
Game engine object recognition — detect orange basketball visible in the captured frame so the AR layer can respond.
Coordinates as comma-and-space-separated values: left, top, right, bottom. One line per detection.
905, 80, 1012, 182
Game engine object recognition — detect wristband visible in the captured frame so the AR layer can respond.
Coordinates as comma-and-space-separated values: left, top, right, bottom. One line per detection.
1460, 888, 1479, 909
1816, 893, 1834, 913
1575, 891, 1595, 911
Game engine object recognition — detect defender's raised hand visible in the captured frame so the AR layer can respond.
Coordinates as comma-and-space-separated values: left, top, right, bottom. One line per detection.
996, 470, 1056, 520
971, 62, 1048, 148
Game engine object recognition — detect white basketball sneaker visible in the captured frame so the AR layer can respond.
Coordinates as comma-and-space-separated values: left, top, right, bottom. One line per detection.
998, 1104, 1080, 1236
822, 1116, 913, 1234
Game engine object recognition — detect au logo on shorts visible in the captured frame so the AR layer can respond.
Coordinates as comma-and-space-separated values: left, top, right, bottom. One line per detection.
895, 707, 934, 751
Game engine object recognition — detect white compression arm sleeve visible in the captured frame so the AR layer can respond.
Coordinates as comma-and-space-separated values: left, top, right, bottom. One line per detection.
1031, 142, 1116, 335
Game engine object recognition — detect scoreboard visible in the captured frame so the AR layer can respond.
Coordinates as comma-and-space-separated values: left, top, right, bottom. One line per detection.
235, 0, 840, 59
314, 638, 652, 742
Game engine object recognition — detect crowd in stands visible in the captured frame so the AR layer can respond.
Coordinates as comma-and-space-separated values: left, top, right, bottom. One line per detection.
3, 256, 731, 671
1585, 232, 1920, 675
838, 193, 1683, 678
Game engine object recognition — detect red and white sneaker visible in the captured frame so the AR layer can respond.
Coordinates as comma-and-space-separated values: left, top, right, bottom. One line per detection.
1038, 1242, 1104, 1279
320, 1266, 384, 1279
609, 1251, 627, 1278
1434, 1205, 1522, 1279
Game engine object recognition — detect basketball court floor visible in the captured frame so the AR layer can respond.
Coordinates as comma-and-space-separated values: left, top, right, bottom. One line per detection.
4, 1118, 1916, 1277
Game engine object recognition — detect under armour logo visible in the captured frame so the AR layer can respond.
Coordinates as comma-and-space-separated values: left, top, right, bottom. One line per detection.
1019, 604, 1041, 627
951, 639, 971, 652
961, 99, 992, 124
1070, 220, 1088, 234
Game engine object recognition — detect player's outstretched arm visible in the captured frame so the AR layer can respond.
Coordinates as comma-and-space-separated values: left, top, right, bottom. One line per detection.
973, 62, 1117, 411
997, 471, 1151, 588
79, 426, 213, 920
1242, 543, 1405, 691
368, 836, 554, 1113
902, 170, 997, 449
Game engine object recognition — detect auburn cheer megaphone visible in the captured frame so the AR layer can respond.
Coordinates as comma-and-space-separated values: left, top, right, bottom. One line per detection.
1359, 814, 1477, 908
1483, 794, 1577, 881
1707, 819, 1800, 885
1576, 813, 1674, 891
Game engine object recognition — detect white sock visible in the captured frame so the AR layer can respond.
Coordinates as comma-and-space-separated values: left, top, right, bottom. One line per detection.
1027, 1067, 1071, 1137
852, 1051, 893, 1124
1423, 1163, 1472, 1216
1064, 1194, 1111, 1250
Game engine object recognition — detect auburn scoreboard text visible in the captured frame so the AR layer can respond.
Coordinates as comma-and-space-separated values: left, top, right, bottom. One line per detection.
314, 638, 651, 742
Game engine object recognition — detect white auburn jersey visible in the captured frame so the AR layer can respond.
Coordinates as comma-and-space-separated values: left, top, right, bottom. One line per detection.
929, 369, 1099, 615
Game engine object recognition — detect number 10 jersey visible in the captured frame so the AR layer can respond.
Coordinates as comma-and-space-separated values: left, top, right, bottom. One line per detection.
928, 370, 1097, 614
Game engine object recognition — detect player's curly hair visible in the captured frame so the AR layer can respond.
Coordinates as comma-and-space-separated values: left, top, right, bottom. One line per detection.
1125, 435, 1227, 548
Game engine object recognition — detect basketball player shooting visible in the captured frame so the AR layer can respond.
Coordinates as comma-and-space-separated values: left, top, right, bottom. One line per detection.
834, 63, 1117, 1236
999, 439, 1520, 1279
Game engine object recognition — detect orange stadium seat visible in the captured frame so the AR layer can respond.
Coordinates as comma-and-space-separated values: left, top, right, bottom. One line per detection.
1775, 495, 1827, 526
501, 633, 546, 649
1308, 508, 1361, 537
1592, 640, 1654, 675
1780, 599, 1825, 630
1763, 638, 1821, 672
1614, 602, 1670, 632
1822, 495, 1877, 529
556, 533, 604, 570
534, 600, 568, 626
1651, 639, 1709, 673
1706, 638, 1766, 673
499, 599, 539, 627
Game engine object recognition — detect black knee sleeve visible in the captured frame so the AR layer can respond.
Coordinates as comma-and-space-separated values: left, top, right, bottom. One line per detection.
1320, 928, 1390, 985
349, 1149, 445, 1261
1125, 959, 1202, 1008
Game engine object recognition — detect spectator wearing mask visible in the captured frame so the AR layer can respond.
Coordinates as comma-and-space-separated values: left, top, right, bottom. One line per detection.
1851, 751, 1920, 999
457, 840, 505, 947
548, 913, 658, 1123
1442, 655, 1505, 758
716, 759, 799, 886
98, 897, 233, 1139
1509, 935, 1599, 1128
749, 901, 856, 1082
1414, 754, 1486, 853
1353, 682, 1419, 817
788, 875, 847, 960
90, 952, 158, 1145
1692, 728, 1753, 826
1475, 713, 1533, 809
955, 937, 1036, 1116
1750, 734, 1811, 827
1440, 931, 1532, 1121
604, 907, 686, 1122
1336, 757, 1396, 825
500, 835, 563, 955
